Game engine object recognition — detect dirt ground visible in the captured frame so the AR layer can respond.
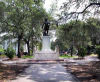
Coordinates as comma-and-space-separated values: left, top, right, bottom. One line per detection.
0, 56, 100, 82
63, 61, 100, 82
0, 63, 29, 82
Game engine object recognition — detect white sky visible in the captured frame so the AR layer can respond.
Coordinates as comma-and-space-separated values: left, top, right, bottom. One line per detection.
44, 0, 66, 12
44, 0, 67, 41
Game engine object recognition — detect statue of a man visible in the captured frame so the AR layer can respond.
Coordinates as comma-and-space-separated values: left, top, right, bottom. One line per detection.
42, 18, 50, 36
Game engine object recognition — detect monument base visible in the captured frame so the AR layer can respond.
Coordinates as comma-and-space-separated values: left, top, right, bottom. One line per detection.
34, 51, 59, 60
34, 36, 59, 60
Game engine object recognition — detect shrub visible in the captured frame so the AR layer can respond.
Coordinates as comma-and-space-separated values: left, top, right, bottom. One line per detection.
96, 45, 100, 59
0, 48, 4, 55
4, 47, 15, 59
78, 47, 87, 58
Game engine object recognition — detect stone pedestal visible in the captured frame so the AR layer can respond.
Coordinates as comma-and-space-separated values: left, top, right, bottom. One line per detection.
34, 36, 59, 60
42, 36, 51, 51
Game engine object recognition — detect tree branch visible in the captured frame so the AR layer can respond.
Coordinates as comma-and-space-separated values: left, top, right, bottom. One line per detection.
80, 3, 100, 14
67, 3, 100, 15
59, 3, 100, 21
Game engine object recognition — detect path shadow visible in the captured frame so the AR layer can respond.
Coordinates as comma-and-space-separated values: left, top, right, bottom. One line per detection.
12, 64, 79, 82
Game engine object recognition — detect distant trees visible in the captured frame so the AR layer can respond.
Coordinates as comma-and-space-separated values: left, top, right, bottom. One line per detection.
56, 18, 100, 56
86, 18, 100, 45
57, 20, 88, 49
54, 0, 100, 57
0, 1, 5, 22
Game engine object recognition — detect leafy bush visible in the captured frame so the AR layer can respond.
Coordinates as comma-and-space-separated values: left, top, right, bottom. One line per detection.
96, 45, 100, 59
78, 47, 87, 58
4, 47, 15, 59
0, 48, 4, 55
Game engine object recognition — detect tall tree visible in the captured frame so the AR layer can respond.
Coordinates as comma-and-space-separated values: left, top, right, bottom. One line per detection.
22, 4, 49, 55
86, 17, 100, 45
1, 0, 45, 58
57, 20, 89, 53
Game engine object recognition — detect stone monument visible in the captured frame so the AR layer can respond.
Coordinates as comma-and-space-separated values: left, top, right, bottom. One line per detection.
34, 18, 59, 60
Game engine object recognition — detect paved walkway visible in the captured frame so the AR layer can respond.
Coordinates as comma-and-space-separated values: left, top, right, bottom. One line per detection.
11, 64, 79, 82
64, 55, 100, 65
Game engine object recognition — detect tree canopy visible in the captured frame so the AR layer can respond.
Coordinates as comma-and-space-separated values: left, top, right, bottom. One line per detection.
56, 17, 100, 55
0, 0, 51, 57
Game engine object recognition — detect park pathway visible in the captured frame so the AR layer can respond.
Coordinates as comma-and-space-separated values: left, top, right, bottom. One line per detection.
11, 64, 79, 82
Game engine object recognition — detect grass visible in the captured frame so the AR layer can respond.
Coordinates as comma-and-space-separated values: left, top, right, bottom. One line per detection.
22, 55, 34, 59
60, 54, 78, 58
90, 54, 98, 56
0, 54, 6, 58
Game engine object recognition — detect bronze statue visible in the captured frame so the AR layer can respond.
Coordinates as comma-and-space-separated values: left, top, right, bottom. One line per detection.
42, 18, 50, 36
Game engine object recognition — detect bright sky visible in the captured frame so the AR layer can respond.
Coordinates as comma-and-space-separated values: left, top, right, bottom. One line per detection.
44, 0, 66, 12
44, 0, 66, 41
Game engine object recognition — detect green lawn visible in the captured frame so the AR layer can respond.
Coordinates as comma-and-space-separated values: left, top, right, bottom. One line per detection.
59, 54, 78, 58
22, 55, 34, 59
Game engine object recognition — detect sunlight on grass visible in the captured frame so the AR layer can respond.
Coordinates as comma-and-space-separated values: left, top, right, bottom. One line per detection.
0, 54, 6, 58
59, 54, 78, 58
90, 54, 98, 56
22, 55, 34, 59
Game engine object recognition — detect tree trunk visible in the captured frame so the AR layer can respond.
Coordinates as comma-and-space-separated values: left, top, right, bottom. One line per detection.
70, 45, 73, 57
32, 38, 34, 55
17, 37, 21, 58
71, 49, 73, 57
26, 41, 30, 56
17, 33, 23, 58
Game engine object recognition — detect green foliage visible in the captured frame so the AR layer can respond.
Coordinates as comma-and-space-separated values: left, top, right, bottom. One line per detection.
0, 47, 4, 52
96, 45, 100, 59
57, 20, 89, 52
56, 18, 100, 57
0, 0, 50, 57
51, 39, 68, 52
37, 42, 42, 51
0, 48, 4, 55
4, 47, 16, 59
86, 18, 100, 45
51, 41, 55, 50
0, 1, 5, 21
78, 47, 87, 58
